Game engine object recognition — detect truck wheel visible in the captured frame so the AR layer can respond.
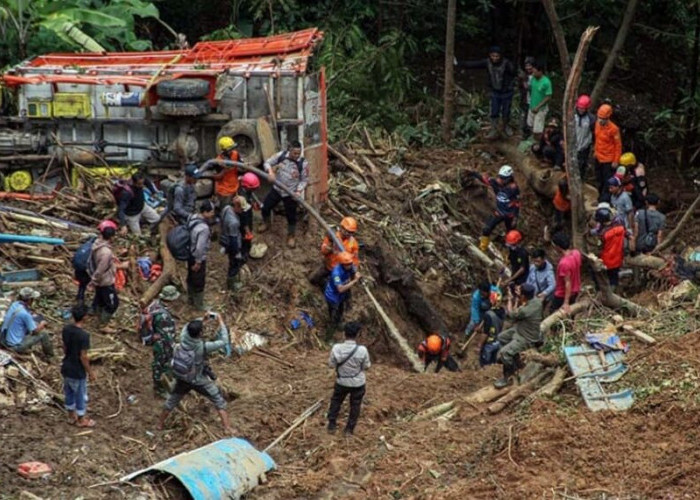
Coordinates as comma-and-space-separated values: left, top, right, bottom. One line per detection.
218, 120, 263, 165
156, 79, 210, 99
157, 99, 211, 117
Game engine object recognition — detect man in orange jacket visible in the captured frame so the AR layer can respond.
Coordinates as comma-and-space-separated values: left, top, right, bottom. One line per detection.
417, 333, 460, 373
211, 136, 241, 211
593, 104, 622, 200
309, 217, 360, 288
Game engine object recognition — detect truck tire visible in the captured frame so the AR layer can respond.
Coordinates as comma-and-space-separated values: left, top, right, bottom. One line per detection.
157, 99, 211, 117
218, 120, 263, 165
156, 79, 210, 99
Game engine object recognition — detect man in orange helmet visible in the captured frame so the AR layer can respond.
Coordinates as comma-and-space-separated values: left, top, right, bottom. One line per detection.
324, 251, 361, 342
417, 333, 460, 372
309, 217, 360, 288
593, 103, 622, 200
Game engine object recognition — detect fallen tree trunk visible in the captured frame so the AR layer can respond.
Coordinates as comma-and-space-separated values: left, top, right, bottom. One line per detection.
540, 299, 591, 337
140, 219, 175, 307
521, 350, 561, 367
464, 385, 513, 404
625, 254, 666, 270
531, 366, 567, 399
410, 400, 455, 421
487, 370, 551, 414
653, 191, 700, 254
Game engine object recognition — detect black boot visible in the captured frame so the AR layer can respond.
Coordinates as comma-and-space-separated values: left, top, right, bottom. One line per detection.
494, 362, 516, 389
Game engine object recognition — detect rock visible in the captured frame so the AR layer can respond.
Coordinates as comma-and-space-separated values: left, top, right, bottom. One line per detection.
6, 366, 19, 378
19, 491, 44, 500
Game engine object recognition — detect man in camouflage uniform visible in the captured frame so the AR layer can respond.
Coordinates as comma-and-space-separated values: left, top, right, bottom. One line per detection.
140, 285, 179, 397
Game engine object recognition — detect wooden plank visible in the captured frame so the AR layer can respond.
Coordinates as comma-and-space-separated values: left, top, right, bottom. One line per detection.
622, 324, 657, 344
256, 117, 279, 162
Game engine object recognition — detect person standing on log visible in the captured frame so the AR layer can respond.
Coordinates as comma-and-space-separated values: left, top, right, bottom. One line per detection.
504, 230, 529, 288
573, 95, 595, 179
593, 206, 626, 289
550, 232, 582, 314
324, 252, 361, 342
466, 165, 521, 251
187, 201, 216, 311
90, 220, 120, 326
327, 321, 370, 436
494, 283, 543, 388
417, 333, 460, 372
309, 217, 360, 289
593, 104, 622, 200
461, 46, 517, 138
260, 140, 309, 248
631, 193, 665, 255
0, 287, 53, 358
116, 173, 160, 236
527, 61, 552, 142
211, 136, 241, 212
220, 196, 244, 292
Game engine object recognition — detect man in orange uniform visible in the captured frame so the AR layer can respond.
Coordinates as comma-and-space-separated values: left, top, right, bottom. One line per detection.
417, 334, 459, 373
309, 217, 360, 288
212, 136, 241, 211
593, 104, 622, 200
594, 206, 626, 289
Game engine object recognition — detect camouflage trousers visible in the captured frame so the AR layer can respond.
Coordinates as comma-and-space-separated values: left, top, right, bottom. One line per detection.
152, 338, 173, 392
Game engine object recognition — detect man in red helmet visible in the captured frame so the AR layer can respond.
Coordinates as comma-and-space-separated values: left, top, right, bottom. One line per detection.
309, 217, 360, 288
573, 94, 596, 179
417, 333, 459, 373
594, 104, 622, 200
237, 172, 261, 261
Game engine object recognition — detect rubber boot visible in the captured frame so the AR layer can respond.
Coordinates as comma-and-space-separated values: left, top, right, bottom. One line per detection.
192, 292, 206, 312
494, 362, 516, 389
503, 119, 514, 137
258, 217, 271, 233
286, 225, 296, 248
187, 286, 195, 306
227, 277, 242, 292
486, 118, 499, 139
479, 236, 490, 252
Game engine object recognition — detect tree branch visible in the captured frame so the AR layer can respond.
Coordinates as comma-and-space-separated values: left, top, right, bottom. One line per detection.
541, 0, 571, 77
652, 191, 700, 254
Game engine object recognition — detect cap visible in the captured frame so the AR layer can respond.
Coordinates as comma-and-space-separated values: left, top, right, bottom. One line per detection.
159, 285, 181, 301
19, 287, 40, 300
608, 177, 621, 187
520, 283, 536, 298
185, 164, 200, 178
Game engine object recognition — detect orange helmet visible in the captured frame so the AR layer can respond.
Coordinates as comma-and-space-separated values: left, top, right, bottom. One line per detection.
505, 230, 523, 245
340, 217, 358, 233
337, 251, 354, 265
597, 104, 613, 119
426, 334, 443, 354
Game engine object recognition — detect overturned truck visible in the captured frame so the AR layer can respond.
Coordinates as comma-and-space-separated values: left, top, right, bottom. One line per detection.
0, 28, 328, 203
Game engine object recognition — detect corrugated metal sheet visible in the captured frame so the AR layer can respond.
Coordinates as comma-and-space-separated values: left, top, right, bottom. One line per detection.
122, 438, 276, 499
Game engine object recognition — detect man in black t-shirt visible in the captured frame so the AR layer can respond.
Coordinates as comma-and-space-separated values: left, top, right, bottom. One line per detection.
505, 230, 529, 287
61, 304, 96, 428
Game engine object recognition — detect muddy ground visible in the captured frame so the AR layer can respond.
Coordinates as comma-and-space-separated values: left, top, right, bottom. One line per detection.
0, 140, 699, 499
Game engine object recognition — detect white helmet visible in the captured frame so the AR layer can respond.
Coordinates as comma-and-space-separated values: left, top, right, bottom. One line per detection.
498, 165, 514, 178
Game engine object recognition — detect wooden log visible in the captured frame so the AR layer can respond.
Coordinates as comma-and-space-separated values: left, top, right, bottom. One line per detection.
534, 367, 567, 398
410, 401, 455, 422
653, 192, 700, 254
328, 144, 366, 177
487, 370, 551, 414
139, 219, 175, 307
540, 299, 591, 337
263, 399, 323, 452
464, 385, 512, 404
621, 324, 657, 344
625, 254, 666, 270
362, 282, 425, 373
21, 255, 65, 265
521, 350, 561, 367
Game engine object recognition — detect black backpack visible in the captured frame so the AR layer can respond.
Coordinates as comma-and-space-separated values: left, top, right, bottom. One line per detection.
72, 236, 97, 275
167, 217, 207, 261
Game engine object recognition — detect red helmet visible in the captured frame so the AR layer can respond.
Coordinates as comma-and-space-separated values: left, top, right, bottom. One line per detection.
426, 334, 443, 354
97, 219, 117, 233
576, 94, 591, 109
241, 172, 260, 190
505, 230, 523, 245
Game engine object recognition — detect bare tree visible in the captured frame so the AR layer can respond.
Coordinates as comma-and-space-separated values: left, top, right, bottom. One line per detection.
541, 0, 571, 78
441, 0, 457, 143
590, 0, 641, 105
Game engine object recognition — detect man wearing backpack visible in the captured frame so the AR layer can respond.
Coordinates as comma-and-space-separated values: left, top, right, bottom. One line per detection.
187, 201, 216, 311
220, 197, 244, 292
0, 287, 53, 358
631, 193, 665, 255
116, 173, 160, 236
158, 314, 234, 434
327, 321, 370, 436
141, 285, 179, 398
90, 220, 120, 325
170, 164, 200, 224
260, 140, 309, 248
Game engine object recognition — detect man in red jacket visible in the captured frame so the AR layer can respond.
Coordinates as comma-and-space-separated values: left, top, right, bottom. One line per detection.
593, 104, 622, 200
595, 206, 626, 289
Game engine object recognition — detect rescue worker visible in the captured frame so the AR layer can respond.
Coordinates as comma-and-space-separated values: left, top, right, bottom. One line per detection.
631, 193, 665, 255
238, 172, 262, 261
220, 196, 244, 292
260, 140, 309, 248
593, 104, 622, 200
552, 178, 571, 232
327, 321, 371, 436
417, 333, 459, 372
527, 61, 552, 141
505, 230, 529, 287
593, 206, 626, 289
187, 201, 216, 310
473, 290, 505, 367
465, 281, 499, 337
212, 136, 241, 211
467, 165, 521, 251
90, 220, 120, 325
494, 283, 543, 388
532, 117, 564, 169
116, 173, 160, 236
170, 164, 199, 224
324, 252, 361, 342
141, 285, 179, 398
462, 46, 517, 138
618, 152, 648, 209
309, 217, 360, 288
573, 94, 595, 179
